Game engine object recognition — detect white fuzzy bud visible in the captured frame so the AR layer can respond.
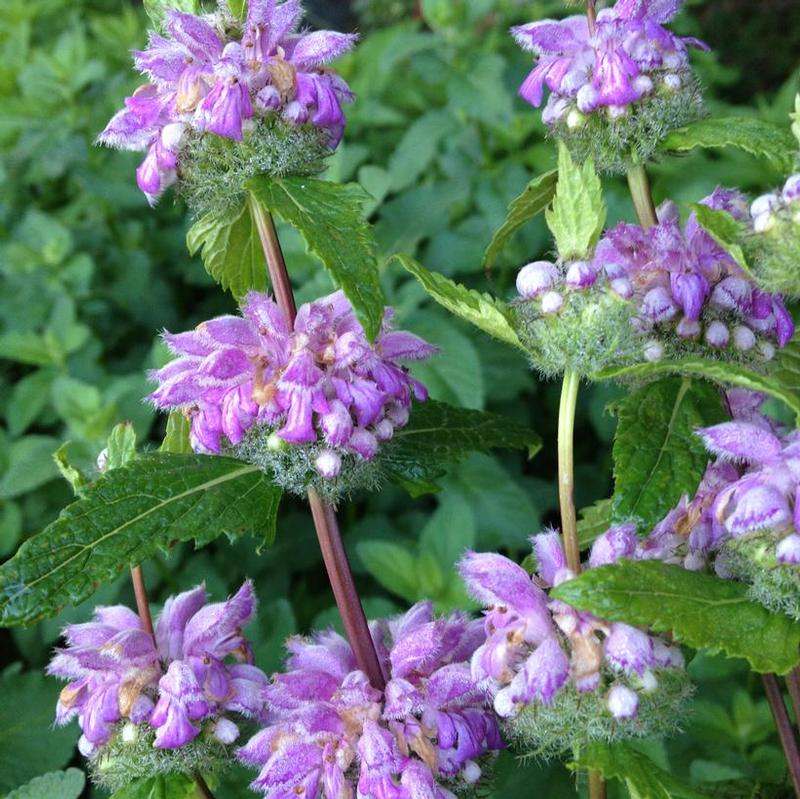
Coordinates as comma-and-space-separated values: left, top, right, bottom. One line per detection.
96, 448, 109, 473
213, 717, 240, 744
607, 685, 639, 720
705, 320, 730, 349
733, 325, 756, 351
758, 341, 776, 361
462, 761, 482, 784
373, 419, 394, 442
632, 75, 654, 97
541, 291, 564, 315
267, 432, 287, 451
662, 73, 682, 91
644, 340, 664, 362
753, 212, 776, 234
610, 278, 633, 299
315, 449, 342, 480
607, 105, 629, 120
576, 84, 599, 113
121, 722, 139, 744
676, 318, 700, 339
567, 109, 587, 129
516, 261, 558, 299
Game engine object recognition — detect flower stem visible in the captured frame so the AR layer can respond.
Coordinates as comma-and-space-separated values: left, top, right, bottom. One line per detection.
558, 369, 582, 574
194, 773, 217, 799
626, 159, 658, 230
130, 565, 154, 636
249, 194, 387, 692
763, 674, 800, 797
588, 769, 606, 799
586, 0, 597, 36
787, 669, 800, 734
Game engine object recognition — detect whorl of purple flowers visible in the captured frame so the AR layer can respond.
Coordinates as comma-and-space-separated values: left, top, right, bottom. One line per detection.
516, 188, 794, 362
47, 582, 268, 756
98, 0, 357, 203
512, 0, 707, 125
148, 290, 435, 480
237, 602, 503, 799
459, 533, 685, 724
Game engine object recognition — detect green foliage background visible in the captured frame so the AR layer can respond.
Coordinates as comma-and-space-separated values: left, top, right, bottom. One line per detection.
0, 0, 798, 795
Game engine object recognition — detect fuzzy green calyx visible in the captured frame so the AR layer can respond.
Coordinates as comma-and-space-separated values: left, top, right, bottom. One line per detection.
90, 722, 231, 793
746, 213, 800, 297
178, 117, 331, 218
718, 534, 800, 621
506, 669, 693, 759
553, 79, 704, 175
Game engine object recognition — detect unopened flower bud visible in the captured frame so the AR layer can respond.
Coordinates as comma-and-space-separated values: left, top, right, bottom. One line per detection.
758, 341, 776, 361
565, 260, 597, 290
373, 419, 394, 442
121, 722, 138, 744
783, 175, 800, 203
644, 340, 664, 362
751, 193, 781, 220
610, 278, 633, 299
462, 761, 482, 784
267, 432, 287, 451
607, 105, 628, 120
97, 448, 109, 473
541, 291, 564, 315
705, 321, 730, 349
607, 685, 639, 720
632, 75, 654, 97
676, 318, 700, 339
315, 449, 342, 480
576, 84, 599, 113
776, 533, 800, 565
638, 670, 659, 693
662, 73, 681, 91
213, 717, 240, 744
516, 261, 558, 299
566, 109, 587, 129
642, 287, 677, 323
753, 213, 776, 234
733, 325, 756, 351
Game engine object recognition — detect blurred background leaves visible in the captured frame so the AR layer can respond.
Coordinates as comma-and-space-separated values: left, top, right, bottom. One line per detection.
0, 0, 798, 795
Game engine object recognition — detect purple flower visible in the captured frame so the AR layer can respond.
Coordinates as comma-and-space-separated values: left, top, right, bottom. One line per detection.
48, 582, 268, 757
459, 535, 685, 722
237, 602, 503, 798
98, 1, 357, 202
149, 291, 436, 482
512, 0, 707, 123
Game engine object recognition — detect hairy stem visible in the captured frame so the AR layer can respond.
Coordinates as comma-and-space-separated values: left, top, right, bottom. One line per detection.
558, 369, 582, 574
787, 669, 800, 733
763, 674, 800, 797
130, 565, 154, 637
250, 194, 387, 691
194, 773, 217, 799
588, 769, 606, 799
626, 160, 658, 230
586, 0, 597, 35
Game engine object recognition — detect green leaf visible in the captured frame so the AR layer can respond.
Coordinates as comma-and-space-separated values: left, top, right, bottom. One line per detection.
247, 176, 385, 340
661, 117, 796, 172
186, 198, 267, 301
612, 378, 726, 529
110, 773, 198, 799
552, 560, 800, 674
483, 169, 558, 268
226, 0, 247, 21
7, 769, 85, 799
391, 254, 524, 351
52, 443, 90, 497
385, 400, 541, 495
597, 358, 800, 424
689, 203, 749, 272
0, 436, 60, 499
419, 495, 476, 572
791, 94, 800, 147
6, 370, 54, 436
0, 454, 282, 626
105, 422, 137, 471
545, 142, 606, 261
160, 412, 193, 455
142, 0, 200, 30
357, 540, 419, 602
573, 742, 711, 799
0, 332, 54, 366
0, 671, 78, 792
578, 498, 613, 549
388, 110, 456, 193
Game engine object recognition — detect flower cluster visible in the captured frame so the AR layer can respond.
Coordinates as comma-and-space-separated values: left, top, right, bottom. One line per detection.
512, 0, 706, 170
47, 582, 268, 789
514, 189, 795, 376
746, 174, 800, 295
459, 533, 691, 755
237, 602, 503, 799
99, 0, 356, 204
149, 290, 435, 497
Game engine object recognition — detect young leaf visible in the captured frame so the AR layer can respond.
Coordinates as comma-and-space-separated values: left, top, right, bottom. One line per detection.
552, 560, 800, 674
356, 541, 419, 602
186, 198, 267, 301
105, 422, 137, 471
160, 412, 193, 455
226, 0, 247, 21
597, 359, 800, 424
0, 454, 282, 626
483, 169, 558, 268
0, 672, 78, 792
689, 203, 750, 272
110, 773, 198, 799
391, 254, 524, 351
661, 117, 796, 173
545, 142, 606, 261
143, 0, 201, 31
573, 742, 710, 799
247, 176, 385, 340
7, 770, 85, 799
578, 498, 613, 548
53, 443, 89, 497
384, 400, 542, 495
612, 378, 726, 529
